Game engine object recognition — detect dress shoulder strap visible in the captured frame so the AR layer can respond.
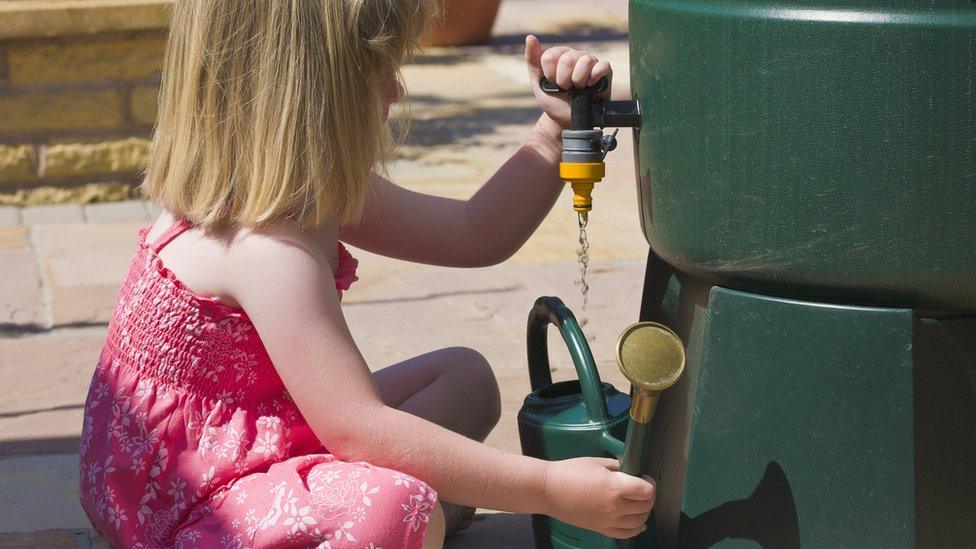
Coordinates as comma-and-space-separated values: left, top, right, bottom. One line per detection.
149, 218, 193, 253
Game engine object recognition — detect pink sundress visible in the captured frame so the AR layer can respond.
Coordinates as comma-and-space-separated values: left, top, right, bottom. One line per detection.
79, 219, 436, 548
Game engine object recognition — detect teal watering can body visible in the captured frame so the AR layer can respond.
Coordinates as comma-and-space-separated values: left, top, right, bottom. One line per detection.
517, 297, 655, 548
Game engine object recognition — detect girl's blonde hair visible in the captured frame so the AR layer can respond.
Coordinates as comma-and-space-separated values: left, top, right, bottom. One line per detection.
142, 0, 437, 229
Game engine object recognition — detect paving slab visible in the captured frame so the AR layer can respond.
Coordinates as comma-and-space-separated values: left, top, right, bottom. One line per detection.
22, 204, 84, 226
494, 0, 628, 39
0, 326, 105, 455
0, 529, 89, 548
0, 207, 21, 228
82, 200, 150, 223
0, 454, 91, 534
402, 60, 527, 103
0, 227, 45, 328
31, 222, 143, 326
388, 155, 488, 189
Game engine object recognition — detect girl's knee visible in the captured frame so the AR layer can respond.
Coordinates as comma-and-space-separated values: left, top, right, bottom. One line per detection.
446, 347, 495, 386
423, 501, 446, 549
442, 346, 489, 370
447, 347, 501, 426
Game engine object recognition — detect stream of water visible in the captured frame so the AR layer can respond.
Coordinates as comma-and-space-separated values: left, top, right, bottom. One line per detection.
575, 212, 590, 330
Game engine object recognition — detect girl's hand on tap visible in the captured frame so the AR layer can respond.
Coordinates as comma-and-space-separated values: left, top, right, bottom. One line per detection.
524, 34, 613, 130
544, 457, 656, 540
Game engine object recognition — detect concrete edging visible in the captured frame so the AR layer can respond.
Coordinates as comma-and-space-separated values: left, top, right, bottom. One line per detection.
0, 0, 170, 40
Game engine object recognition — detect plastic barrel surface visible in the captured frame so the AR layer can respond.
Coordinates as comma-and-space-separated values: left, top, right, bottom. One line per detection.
630, 0, 976, 309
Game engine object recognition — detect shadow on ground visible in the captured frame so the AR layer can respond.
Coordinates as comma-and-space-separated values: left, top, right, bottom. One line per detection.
445, 512, 535, 548
397, 105, 543, 148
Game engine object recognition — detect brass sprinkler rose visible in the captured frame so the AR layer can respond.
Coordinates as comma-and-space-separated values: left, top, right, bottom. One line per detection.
615, 322, 686, 477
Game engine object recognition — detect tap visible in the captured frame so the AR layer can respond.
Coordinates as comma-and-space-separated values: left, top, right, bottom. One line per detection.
539, 76, 641, 220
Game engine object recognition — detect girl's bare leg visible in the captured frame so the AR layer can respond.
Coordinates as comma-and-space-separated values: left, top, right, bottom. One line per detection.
422, 502, 446, 549
373, 346, 501, 443
374, 347, 502, 537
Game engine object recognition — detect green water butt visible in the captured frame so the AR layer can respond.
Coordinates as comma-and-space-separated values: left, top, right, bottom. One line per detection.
629, 0, 976, 309
639, 270, 976, 547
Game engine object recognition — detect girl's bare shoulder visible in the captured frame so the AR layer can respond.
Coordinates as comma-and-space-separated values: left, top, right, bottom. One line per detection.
230, 220, 338, 271
148, 211, 337, 310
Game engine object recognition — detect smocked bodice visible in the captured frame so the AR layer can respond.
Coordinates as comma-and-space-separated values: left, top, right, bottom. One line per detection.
100, 224, 359, 404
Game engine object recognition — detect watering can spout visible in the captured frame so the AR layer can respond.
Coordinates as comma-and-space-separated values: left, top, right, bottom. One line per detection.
614, 322, 686, 549
615, 320, 686, 480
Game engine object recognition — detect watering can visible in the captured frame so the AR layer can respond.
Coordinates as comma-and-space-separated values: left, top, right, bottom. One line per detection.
517, 296, 685, 549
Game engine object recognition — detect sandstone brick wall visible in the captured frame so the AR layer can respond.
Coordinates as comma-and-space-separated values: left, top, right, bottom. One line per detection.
0, 1, 170, 195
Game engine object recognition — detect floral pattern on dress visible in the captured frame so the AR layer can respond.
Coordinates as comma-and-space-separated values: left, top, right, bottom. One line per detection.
168, 456, 434, 548
79, 223, 434, 548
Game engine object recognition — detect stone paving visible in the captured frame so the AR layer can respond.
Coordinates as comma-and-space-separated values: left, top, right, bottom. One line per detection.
0, 1, 643, 546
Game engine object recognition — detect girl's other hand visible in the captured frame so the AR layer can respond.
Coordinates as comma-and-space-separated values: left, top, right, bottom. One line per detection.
524, 34, 613, 129
543, 457, 655, 539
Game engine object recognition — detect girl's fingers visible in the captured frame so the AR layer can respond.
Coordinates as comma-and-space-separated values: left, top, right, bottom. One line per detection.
621, 475, 656, 501
619, 497, 654, 516
618, 510, 652, 530
555, 50, 584, 89
531, 41, 614, 103
524, 35, 544, 81
571, 55, 599, 88
589, 59, 613, 86
540, 46, 572, 83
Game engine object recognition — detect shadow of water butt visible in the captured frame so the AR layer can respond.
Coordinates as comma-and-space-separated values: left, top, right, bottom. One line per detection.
444, 512, 535, 549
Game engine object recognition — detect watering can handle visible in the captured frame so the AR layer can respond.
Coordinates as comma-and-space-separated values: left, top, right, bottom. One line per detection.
526, 296, 611, 424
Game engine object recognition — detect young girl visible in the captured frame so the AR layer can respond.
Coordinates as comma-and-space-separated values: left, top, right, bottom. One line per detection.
79, 1, 656, 547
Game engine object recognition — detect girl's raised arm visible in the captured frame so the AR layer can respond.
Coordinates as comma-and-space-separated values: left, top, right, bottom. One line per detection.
340, 36, 612, 268
339, 115, 563, 268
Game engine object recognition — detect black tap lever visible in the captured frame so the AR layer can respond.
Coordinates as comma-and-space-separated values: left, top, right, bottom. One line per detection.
539, 76, 640, 131
539, 76, 609, 131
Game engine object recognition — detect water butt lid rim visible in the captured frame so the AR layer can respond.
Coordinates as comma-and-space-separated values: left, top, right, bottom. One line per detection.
615, 321, 686, 391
